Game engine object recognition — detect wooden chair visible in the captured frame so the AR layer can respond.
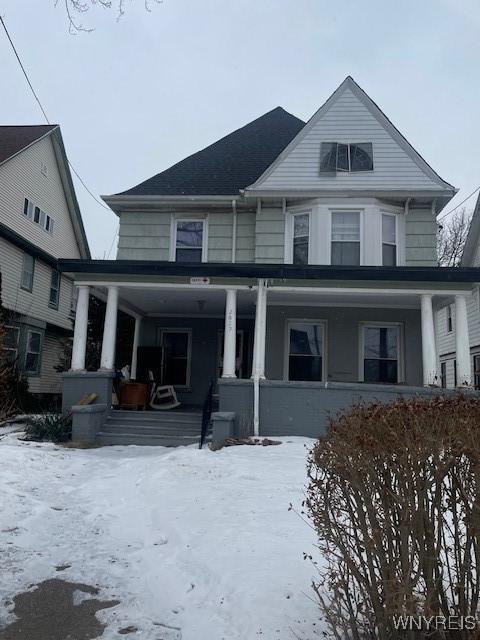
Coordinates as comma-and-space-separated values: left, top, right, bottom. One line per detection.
148, 370, 181, 410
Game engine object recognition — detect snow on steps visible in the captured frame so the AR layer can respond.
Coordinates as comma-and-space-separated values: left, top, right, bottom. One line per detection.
97, 409, 207, 447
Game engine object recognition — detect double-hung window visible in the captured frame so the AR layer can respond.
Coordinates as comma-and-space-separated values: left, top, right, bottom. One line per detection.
49, 271, 61, 309
382, 214, 397, 266
292, 213, 310, 265
362, 324, 401, 384
160, 329, 192, 387
331, 212, 360, 265
21, 254, 35, 292
3, 326, 20, 365
287, 321, 325, 382
447, 305, 453, 333
441, 361, 447, 388
24, 330, 42, 375
174, 220, 205, 262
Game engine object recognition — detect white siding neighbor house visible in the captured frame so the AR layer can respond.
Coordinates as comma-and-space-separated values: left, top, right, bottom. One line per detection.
0, 125, 90, 400
59, 77, 479, 444
434, 193, 480, 389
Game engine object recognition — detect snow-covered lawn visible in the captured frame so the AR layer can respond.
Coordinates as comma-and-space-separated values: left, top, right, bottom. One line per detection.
0, 435, 322, 639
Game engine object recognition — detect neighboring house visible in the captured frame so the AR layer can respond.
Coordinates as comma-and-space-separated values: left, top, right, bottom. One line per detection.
435, 193, 480, 389
0, 125, 90, 401
59, 77, 480, 441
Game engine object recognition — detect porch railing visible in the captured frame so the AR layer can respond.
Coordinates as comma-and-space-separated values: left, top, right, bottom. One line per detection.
199, 380, 214, 449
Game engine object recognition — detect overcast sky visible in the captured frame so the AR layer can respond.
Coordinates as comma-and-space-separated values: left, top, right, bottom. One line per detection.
1, 0, 479, 257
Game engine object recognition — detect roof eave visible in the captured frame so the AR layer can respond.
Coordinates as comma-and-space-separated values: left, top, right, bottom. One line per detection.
102, 193, 243, 214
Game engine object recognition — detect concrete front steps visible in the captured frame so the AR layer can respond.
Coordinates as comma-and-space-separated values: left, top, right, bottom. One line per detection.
97, 409, 206, 447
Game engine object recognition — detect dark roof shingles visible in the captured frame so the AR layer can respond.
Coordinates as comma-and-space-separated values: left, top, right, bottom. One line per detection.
117, 107, 305, 196
0, 125, 57, 165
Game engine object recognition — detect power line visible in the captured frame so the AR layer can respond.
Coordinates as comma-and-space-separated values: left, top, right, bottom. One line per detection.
437, 185, 480, 223
0, 14, 110, 211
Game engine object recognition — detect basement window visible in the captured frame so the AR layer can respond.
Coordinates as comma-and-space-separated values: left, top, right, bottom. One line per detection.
320, 142, 373, 173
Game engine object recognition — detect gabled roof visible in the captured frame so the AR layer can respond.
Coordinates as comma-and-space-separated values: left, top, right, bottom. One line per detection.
247, 76, 456, 194
114, 107, 305, 197
460, 193, 480, 266
0, 124, 90, 258
0, 125, 57, 165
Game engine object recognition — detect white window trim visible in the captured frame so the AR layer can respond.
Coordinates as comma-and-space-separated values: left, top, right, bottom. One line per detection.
20, 254, 35, 292
3, 325, 20, 363
358, 321, 404, 383
169, 215, 208, 263
381, 212, 397, 267
157, 327, 192, 388
283, 319, 328, 382
24, 329, 43, 376
22, 198, 54, 235
320, 142, 375, 173
49, 271, 61, 309
329, 209, 364, 266
284, 210, 312, 264
446, 304, 453, 333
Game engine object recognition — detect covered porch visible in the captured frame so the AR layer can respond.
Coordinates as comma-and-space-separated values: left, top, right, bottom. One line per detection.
58, 261, 479, 442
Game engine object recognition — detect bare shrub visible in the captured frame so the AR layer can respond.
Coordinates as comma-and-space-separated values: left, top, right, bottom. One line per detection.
306, 395, 480, 639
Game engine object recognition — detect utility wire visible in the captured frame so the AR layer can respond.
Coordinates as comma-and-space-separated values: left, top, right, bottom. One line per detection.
0, 14, 110, 211
437, 185, 480, 223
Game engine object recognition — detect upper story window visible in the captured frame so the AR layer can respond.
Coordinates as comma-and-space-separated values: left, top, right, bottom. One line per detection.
20, 254, 35, 292
23, 198, 54, 235
331, 212, 360, 265
173, 219, 206, 262
382, 214, 397, 266
447, 305, 453, 333
49, 270, 61, 309
320, 142, 373, 173
293, 213, 309, 265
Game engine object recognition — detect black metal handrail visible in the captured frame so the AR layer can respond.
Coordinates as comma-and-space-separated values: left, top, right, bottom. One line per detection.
199, 380, 214, 449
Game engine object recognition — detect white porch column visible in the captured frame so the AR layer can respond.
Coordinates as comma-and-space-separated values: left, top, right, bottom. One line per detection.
71, 285, 90, 371
222, 289, 237, 378
420, 294, 438, 386
100, 286, 119, 371
252, 279, 268, 379
455, 293, 471, 386
130, 316, 142, 380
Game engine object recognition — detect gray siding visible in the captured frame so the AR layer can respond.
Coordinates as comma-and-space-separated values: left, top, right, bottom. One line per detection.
406, 208, 437, 266
236, 212, 255, 262
0, 135, 81, 258
253, 86, 445, 192
28, 329, 63, 395
254, 205, 284, 263
117, 210, 170, 260
265, 305, 423, 386
208, 212, 233, 262
0, 237, 74, 331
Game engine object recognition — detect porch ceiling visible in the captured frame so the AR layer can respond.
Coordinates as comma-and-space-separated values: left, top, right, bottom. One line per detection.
116, 286, 257, 317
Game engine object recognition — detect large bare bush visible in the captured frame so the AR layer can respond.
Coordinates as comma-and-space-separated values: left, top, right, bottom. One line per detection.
306, 396, 480, 639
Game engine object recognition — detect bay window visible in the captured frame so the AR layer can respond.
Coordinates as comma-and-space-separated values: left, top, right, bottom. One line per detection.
382, 214, 397, 266
331, 211, 360, 265
292, 213, 309, 265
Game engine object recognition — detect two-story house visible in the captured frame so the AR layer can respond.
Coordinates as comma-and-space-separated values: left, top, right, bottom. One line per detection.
434, 193, 480, 389
59, 77, 480, 442
0, 125, 90, 403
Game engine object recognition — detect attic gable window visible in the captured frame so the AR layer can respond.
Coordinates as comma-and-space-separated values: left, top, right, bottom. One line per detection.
320, 142, 373, 173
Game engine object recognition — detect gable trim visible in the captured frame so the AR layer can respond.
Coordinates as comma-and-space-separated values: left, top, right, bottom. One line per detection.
0, 126, 56, 169
246, 76, 456, 194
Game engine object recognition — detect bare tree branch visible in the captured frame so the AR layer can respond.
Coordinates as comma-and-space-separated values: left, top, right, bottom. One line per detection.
55, 0, 162, 32
437, 207, 472, 267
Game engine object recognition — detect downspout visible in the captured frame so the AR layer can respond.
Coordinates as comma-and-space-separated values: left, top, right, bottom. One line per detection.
231, 199, 237, 263
404, 197, 411, 217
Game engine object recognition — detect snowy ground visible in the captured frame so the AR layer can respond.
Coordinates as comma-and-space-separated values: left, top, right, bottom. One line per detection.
0, 434, 323, 639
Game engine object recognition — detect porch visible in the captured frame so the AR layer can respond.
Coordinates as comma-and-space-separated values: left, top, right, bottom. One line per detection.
58, 261, 479, 443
